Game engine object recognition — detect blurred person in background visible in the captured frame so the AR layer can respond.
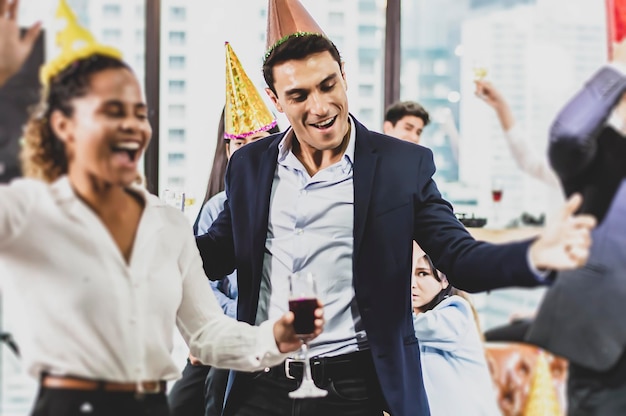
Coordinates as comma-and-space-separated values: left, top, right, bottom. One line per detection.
527, 39, 626, 416
169, 42, 280, 416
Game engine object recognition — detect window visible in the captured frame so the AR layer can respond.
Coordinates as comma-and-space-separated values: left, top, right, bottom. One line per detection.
329, 12, 345, 26
358, 25, 377, 43
167, 176, 185, 187
169, 31, 186, 46
359, 0, 377, 12
103, 4, 121, 18
168, 128, 186, 143
168, 153, 186, 166
134, 53, 145, 68
135, 3, 144, 18
169, 56, 186, 69
168, 80, 186, 94
168, 104, 186, 118
359, 57, 375, 74
102, 29, 121, 43
433, 59, 448, 75
135, 29, 144, 44
169, 6, 186, 21
358, 84, 374, 97
359, 108, 374, 122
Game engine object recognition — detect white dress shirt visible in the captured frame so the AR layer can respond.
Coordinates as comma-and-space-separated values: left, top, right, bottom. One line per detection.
258, 118, 368, 357
0, 177, 287, 383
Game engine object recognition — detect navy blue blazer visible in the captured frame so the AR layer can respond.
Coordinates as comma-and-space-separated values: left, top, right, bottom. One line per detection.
197, 116, 541, 416
527, 67, 626, 372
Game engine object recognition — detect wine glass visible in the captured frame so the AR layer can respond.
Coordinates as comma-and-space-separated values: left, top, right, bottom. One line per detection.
491, 179, 504, 227
472, 61, 489, 82
287, 273, 327, 399
162, 189, 184, 211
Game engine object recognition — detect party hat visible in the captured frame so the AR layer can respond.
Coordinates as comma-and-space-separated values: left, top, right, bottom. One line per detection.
523, 351, 561, 416
265, 0, 326, 58
40, 0, 122, 85
224, 42, 277, 140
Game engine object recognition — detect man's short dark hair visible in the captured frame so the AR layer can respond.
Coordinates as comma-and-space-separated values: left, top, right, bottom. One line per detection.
384, 101, 430, 127
263, 34, 342, 95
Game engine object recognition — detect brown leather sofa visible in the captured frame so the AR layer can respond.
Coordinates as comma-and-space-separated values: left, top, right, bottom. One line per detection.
484, 342, 568, 416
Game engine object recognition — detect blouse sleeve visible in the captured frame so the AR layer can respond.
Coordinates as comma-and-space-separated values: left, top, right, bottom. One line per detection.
504, 125, 561, 189
175, 225, 289, 371
413, 297, 473, 352
0, 180, 37, 249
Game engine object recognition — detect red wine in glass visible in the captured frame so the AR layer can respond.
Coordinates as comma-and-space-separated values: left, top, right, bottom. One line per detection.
491, 189, 503, 202
287, 273, 327, 398
289, 298, 317, 334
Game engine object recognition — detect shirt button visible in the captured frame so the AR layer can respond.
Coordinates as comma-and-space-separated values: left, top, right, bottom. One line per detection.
295, 228, 303, 235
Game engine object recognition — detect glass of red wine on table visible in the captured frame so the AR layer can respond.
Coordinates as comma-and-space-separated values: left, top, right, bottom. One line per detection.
491, 178, 504, 227
287, 272, 328, 398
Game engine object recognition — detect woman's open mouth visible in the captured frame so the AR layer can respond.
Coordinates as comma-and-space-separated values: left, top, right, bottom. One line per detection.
111, 141, 142, 162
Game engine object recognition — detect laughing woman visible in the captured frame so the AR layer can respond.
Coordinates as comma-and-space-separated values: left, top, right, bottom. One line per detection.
0, 3, 322, 416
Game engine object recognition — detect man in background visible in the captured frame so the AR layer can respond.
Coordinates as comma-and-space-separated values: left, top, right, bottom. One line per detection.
382, 100, 430, 145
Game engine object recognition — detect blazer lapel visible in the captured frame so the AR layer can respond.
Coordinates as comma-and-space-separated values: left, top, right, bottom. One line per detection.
352, 119, 378, 262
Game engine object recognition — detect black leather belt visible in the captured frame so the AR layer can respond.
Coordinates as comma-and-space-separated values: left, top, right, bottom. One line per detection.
264, 350, 372, 386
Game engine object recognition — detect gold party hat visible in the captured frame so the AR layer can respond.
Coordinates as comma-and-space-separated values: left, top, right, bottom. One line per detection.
224, 42, 276, 139
265, 0, 326, 58
40, 0, 122, 85
523, 351, 561, 416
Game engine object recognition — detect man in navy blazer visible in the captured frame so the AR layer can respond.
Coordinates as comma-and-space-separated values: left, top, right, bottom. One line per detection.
196, 32, 595, 416
526, 46, 626, 415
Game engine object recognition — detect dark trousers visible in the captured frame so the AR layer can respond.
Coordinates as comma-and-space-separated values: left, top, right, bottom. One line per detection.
205, 367, 230, 416
31, 387, 169, 416
168, 360, 211, 416
225, 350, 387, 416
568, 351, 626, 416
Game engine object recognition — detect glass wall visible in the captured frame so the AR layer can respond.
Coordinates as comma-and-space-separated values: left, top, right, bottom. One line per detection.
399, 0, 606, 328
0, 0, 609, 412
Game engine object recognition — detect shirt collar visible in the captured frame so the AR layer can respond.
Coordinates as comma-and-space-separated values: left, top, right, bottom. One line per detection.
52, 175, 163, 208
277, 116, 356, 166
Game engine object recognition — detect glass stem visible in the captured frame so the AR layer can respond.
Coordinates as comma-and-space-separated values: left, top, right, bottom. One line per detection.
301, 342, 313, 381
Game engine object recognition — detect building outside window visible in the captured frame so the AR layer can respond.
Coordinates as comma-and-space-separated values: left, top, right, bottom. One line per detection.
168, 31, 186, 45
169, 6, 186, 21
168, 80, 186, 94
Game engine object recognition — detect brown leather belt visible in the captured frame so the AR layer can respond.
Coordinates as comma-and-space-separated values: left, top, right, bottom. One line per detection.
42, 375, 166, 394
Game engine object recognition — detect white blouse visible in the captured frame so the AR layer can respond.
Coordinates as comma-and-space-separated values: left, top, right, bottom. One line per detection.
0, 177, 288, 383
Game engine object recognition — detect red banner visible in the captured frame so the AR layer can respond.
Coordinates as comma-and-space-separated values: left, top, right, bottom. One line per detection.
607, 0, 626, 59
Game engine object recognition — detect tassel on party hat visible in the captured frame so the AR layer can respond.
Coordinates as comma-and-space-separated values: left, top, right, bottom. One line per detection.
523, 351, 561, 416
265, 0, 326, 58
224, 42, 277, 139
40, 0, 122, 85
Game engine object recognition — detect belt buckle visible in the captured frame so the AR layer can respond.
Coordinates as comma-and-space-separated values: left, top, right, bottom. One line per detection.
135, 381, 161, 397
284, 357, 304, 380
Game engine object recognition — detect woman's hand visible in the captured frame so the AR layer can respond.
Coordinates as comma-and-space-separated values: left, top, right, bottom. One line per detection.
273, 300, 324, 353
0, 0, 41, 87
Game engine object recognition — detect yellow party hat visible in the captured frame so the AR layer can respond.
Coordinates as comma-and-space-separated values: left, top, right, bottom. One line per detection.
40, 0, 122, 85
224, 42, 277, 139
523, 351, 561, 416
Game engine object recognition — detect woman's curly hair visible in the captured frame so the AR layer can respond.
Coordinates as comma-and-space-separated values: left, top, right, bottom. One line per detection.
20, 54, 129, 182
